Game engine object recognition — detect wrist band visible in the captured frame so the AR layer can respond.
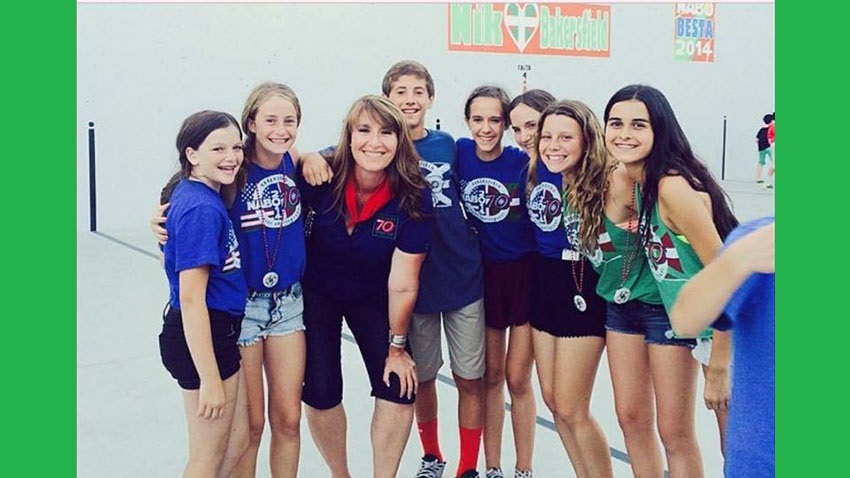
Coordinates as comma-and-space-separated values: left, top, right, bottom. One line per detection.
389, 334, 407, 348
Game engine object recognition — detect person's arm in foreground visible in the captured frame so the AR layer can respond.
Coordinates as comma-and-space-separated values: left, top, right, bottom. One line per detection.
670, 222, 775, 336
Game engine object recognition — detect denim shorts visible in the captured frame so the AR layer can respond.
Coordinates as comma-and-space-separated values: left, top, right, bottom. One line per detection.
238, 282, 305, 346
605, 300, 696, 348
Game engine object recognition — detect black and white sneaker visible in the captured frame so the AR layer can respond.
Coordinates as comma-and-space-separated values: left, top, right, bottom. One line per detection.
458, 470, 480, 478
415, 454, 446, 478
485, 468, 505, 478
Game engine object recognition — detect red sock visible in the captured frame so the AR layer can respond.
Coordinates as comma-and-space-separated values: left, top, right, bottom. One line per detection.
456, 426, 483, 476
417, 418, 443, 461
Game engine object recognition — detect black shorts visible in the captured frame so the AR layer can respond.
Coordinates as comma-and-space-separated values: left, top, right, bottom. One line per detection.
482, 253, 536, 330
158, 304, 243, 390
530, 256, 606, 338
301, 286, 415, 410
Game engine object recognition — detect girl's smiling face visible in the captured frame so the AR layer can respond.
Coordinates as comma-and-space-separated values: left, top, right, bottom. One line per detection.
249, 95, 299, 158
605, 99, 654, 165
187, 125, 244, 191
538, 114, 585, 175
466, 96, 505, 161
510, 103, 542, 153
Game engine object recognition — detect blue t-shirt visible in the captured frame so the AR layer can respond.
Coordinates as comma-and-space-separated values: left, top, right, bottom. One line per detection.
300, 181, 434, 301
712, 215, 775, 478
456, 138, 535, 262
415, 129, 483, 313
228, 154, 306, 292
164, 179, 247, 316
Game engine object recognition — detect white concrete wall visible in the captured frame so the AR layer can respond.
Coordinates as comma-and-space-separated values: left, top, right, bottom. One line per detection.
77, 2, 773, 232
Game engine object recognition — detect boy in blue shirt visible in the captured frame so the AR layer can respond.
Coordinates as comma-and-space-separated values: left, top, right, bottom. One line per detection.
383, 61, 486, 478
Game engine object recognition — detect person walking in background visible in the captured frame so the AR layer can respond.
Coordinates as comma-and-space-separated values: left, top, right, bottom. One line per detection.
766, 112, 775, 181
755, 113, 774, 188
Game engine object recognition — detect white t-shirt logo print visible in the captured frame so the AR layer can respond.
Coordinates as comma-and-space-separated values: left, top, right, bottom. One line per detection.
253, 174, 302, 228
462, 178, 514, 223
528, 182, 562, 232
420, 161, 453, 208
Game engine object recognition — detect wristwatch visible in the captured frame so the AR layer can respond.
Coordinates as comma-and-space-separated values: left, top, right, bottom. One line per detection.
389, 333, 408, 349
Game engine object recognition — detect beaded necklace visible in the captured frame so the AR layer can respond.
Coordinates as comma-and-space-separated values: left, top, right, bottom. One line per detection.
571, 251, 587, 312
613, 181, 639, 304
564, 189, 587, 312
260, 159, 287, 288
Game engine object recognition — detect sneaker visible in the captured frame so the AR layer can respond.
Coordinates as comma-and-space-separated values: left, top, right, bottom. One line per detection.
458, 470, 479, 478
756, 179, 764, 184
765, 183, 774, 189
415, 454, 446, 478
485, 468, 505, 478
514, 470, 533, 478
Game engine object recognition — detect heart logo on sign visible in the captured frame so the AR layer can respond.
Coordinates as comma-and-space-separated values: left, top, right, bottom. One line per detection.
503, 3, 540, 53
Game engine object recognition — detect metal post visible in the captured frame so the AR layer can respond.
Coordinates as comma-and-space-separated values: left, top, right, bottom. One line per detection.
88, 121, 97, 232
721, 115, 727, 180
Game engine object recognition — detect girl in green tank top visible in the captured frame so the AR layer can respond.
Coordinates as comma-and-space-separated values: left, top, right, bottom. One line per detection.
596, 84, 740, 475
632, 124, 740, 461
